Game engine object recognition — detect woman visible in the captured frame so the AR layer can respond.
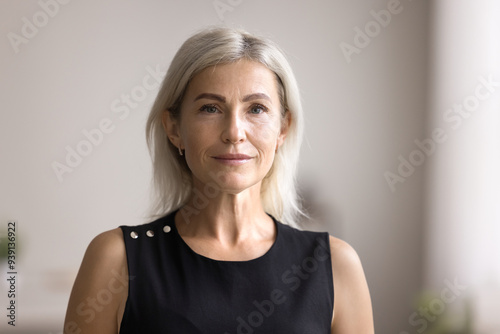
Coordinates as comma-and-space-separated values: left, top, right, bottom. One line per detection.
64, 27, 374, 333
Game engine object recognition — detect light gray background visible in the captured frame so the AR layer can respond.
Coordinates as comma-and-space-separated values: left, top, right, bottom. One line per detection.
1, 0, 499, 333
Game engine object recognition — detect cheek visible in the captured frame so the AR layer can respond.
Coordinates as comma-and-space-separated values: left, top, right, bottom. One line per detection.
248, 117, 282, 149
180, 120, 216, 148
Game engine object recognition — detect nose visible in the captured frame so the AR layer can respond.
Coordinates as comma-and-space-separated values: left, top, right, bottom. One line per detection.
221, 110, 246, 144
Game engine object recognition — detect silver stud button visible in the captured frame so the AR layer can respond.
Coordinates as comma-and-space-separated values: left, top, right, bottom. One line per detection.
163, 225, 171, 233
146, 230, 155, 237
130, 231, 138, 239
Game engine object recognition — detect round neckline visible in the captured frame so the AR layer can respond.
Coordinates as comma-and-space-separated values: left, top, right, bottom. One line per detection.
169, 210, 280, 264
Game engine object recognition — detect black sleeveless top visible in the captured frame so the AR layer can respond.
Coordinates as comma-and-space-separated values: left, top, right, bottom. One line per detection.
119, 210, 334, 333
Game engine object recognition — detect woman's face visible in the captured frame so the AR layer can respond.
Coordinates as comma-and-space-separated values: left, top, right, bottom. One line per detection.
167, 59, 289, 194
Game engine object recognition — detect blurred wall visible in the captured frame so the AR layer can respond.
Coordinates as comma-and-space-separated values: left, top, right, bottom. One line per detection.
424, 0, 500, 331
0, 0, 429, 332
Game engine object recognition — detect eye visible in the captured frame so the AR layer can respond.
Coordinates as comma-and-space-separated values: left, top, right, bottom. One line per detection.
200, 104, 219, 114
249, 104, 267, 114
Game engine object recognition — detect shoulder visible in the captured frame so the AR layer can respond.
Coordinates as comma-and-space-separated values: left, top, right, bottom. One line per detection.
73, 226, 128, 289
78, 228, 127, 274
328, 235, 368, 300
64, 228, 128, 333
88, 227, 126, 255
92, 227, 126, 260
328, 235, 374, 332
75, 228, 128, 290
328, 235, 368, 293
328, 235, 363, 272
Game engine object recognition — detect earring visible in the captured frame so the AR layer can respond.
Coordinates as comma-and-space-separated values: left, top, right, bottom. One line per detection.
178, 146, 183, 156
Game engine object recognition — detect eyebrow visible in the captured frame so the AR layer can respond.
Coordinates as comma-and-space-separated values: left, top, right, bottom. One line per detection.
194, 93, 226, 102
242, 93, 271, 102
193, 92, 271, 103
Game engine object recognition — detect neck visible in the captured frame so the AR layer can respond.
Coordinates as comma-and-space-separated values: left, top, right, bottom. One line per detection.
176, 178, 273, 246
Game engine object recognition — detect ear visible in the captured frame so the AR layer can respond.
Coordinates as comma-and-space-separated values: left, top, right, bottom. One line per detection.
162, 110, 183, 150
276, 110, 291, 150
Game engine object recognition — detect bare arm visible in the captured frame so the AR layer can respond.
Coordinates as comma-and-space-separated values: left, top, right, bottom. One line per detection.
64, 228, 128, 334
330, 236, 374, 333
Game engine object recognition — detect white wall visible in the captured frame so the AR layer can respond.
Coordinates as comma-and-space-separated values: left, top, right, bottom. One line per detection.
0, 0, 428, 332
425, 0, 500, 332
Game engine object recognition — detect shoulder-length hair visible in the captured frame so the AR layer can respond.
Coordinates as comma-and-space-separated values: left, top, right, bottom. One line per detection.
146, 27, 305, 226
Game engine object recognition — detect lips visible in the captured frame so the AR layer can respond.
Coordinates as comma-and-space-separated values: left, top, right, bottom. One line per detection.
214, 154, 252, 160
212, 153, 253, 166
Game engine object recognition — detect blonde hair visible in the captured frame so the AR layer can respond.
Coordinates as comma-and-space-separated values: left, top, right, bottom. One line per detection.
146, 27, 305, 226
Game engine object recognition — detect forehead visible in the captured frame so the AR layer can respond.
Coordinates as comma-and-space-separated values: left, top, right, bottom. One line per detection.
185, 60, 280, 100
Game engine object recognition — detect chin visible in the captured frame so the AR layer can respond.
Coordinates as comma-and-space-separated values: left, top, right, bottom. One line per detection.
215, 180, 257, 195
198, 172, 261, 195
